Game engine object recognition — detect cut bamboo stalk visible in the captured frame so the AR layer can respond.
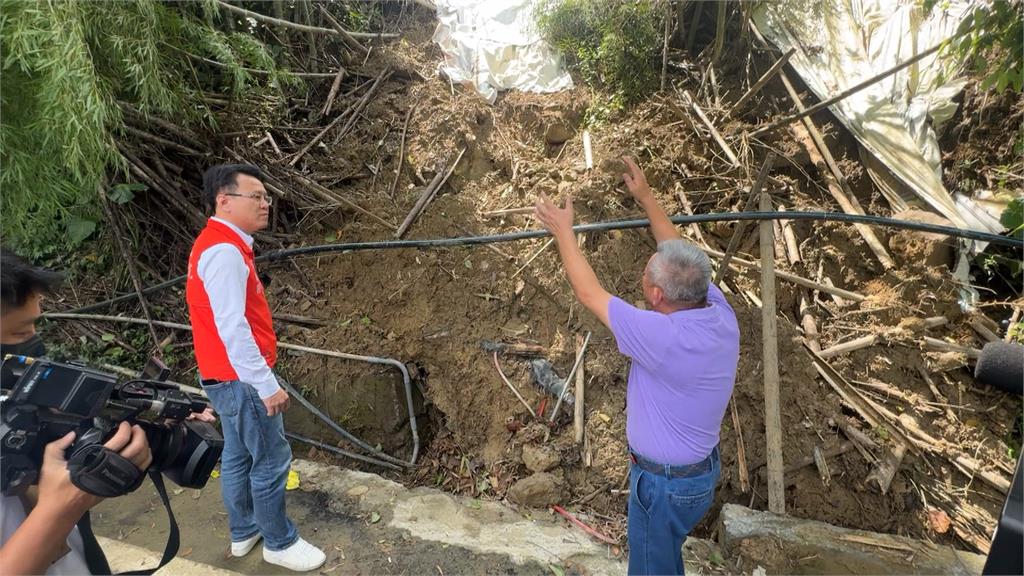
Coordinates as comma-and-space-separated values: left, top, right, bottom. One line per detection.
969, 316, 1000, 343
917, 365, 957, 422
819, 334, 879, 359
760, 188, 785, 514
923, 337, 981, 359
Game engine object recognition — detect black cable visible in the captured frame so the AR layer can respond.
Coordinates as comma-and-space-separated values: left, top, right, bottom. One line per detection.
66, 210, 1022, 314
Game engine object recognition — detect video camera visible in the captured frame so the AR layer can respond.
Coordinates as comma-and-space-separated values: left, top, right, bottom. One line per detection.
0, 355, 223, 497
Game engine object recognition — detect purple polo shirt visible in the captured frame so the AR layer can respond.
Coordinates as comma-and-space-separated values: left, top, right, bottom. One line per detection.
608, 283, 739, 465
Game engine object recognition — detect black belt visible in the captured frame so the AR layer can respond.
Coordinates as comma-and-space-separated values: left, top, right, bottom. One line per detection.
629, 446, 718, 479
201, 379, 224, 387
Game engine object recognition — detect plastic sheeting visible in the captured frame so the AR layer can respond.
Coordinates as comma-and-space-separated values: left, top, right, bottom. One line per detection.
433, 0, 574, 103
752, 0, 1004, 236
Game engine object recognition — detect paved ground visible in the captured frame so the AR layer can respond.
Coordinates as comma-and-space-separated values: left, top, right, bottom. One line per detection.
93, 459, 717, 575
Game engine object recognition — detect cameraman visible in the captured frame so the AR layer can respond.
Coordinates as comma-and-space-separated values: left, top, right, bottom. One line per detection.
0, 247, 153, 575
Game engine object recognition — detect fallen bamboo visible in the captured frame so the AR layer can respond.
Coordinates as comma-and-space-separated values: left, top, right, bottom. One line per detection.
969, 317, 1000, 343
395, 147, 466, 238
481, 207, 534, 218
682, 89, 740, 166
714, 153, 776, 284
321, 66, 347, 117
749, 39, 946, 137
674, 184, 711, 247
493, 351, 537, 419
551, 505, 618, 545
730, 399, 750, 493
550, 331, 591, 423
287, 171, 397, 231
574, 333, 586, 445
318, 4, 369, 55
512, 238, 555, 279
733, 48, 796, 110
397, 168, 446, 238
819, 334, 879, 359
923, 337, 981, 359
289, 69, 389, 166
389, 104, 416, 198
98, 185, 161, 351
760, 188, 785, 514
866, 442, 906, 494
706, 247, 866, 302
812, 445, 831, 487
917, 365, 957, 422
216, 0, 396, 39
782, 75, 895, 270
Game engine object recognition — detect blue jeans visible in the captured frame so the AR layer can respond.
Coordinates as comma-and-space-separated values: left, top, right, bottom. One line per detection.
627, 447, 720, 575
203, 379, 298, 551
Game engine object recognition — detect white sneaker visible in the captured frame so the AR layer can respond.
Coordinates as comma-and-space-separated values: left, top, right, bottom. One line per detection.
263, 537, 327, 572
231, 533, 262, 557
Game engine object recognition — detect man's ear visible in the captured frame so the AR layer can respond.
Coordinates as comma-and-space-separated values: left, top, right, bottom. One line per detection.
649, 285, 664, 308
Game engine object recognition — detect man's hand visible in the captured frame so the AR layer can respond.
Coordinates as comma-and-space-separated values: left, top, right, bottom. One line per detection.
103, 421, 153, 471
622, 156, 653, 204
187, 407, 217, 423
534, 193, 575, 242
263, 388, 290, 417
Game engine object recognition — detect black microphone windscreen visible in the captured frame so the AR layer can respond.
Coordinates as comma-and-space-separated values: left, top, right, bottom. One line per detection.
975, 341, 1024, 395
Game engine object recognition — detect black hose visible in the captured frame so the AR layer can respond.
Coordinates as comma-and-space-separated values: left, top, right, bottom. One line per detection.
66, 210, 1022, 314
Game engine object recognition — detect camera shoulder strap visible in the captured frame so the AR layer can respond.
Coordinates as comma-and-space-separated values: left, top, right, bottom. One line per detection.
77, 471, 180, 576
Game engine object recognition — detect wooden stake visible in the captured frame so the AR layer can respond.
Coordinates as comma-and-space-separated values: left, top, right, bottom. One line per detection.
759, 187, 785, 514
574, 333, 586, 444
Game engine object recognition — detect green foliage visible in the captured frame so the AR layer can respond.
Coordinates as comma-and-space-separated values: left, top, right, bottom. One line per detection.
536, 0, 664, 114
0, 0, 293, 257
926, 0, 1023, 92
1001, 196, 1024, 239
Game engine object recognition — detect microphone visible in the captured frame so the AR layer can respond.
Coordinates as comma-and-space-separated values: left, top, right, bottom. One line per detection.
974, 341, 1023, 395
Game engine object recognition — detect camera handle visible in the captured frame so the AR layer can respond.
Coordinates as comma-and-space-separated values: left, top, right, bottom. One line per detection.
76, 470, 180, 576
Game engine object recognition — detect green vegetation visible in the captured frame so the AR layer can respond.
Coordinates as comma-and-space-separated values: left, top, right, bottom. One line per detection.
0, 0, 293, 257
535, 0, 664, 123
927, 0, 1023, 92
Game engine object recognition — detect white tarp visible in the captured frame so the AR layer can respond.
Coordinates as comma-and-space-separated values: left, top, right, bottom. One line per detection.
752, 0, 1005, 236
433, 0, 574, 103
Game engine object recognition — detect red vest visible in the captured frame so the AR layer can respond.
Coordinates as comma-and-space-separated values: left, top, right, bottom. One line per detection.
186, 219, 276, 380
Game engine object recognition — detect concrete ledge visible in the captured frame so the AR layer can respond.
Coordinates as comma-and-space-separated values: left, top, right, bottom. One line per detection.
719, 503, 985, 575
98, 537, 243, 575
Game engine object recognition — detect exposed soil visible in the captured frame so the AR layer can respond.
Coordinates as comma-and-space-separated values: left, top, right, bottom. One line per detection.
51, 11, 1020, 561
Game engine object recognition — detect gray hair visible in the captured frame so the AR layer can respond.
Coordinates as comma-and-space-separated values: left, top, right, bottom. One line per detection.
648, 240, 712, 304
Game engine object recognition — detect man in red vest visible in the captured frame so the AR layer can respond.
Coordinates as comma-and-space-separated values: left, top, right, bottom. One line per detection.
186, 164, 325, 572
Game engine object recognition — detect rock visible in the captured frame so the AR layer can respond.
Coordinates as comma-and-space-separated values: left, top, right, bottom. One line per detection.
544, 123, 573, 145
522, 444, 560, 473
507, 473, 564, 507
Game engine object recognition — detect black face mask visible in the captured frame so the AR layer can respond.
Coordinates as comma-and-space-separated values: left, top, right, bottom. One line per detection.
0, 334, 47, 360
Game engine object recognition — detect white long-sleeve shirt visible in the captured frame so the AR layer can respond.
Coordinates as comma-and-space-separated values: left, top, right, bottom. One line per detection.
196, 217, 280, 398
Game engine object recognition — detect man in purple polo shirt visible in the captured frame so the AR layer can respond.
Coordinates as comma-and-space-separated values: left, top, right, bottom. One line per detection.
534, 157, 739, 575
